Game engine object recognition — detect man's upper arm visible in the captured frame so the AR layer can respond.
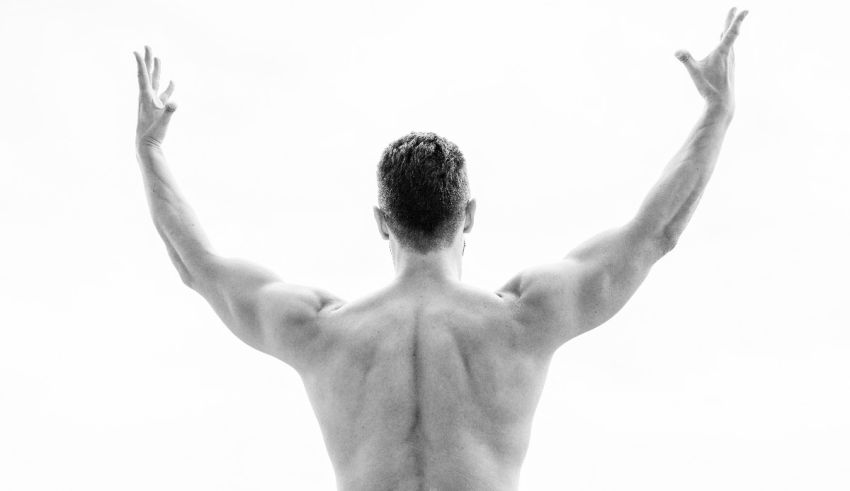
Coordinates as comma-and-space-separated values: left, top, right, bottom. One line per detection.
500, 219, 668, 351
186, 253, 343, 370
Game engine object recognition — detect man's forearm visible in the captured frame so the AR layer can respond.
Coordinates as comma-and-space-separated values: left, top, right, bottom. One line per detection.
137, 144, 213, 284
634, 102, 733, 250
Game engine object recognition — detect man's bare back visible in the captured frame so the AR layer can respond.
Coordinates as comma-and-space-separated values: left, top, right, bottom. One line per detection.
133, 8, 747, 490
303, 281, 550, 490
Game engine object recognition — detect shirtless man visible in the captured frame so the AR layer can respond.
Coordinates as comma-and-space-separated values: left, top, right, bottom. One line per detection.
133, 8, 748, 490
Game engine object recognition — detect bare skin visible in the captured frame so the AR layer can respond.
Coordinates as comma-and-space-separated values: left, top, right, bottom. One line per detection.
133, 8, 748, 490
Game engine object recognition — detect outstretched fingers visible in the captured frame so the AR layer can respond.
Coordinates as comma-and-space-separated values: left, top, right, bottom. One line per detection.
144, 46, 153, 80
152, 57, 161, 92
160, 80, 176, 104
133, 51, 152, 97
719, 9, 749, 53
723, 7, 737, 37
134, 45, 178, 127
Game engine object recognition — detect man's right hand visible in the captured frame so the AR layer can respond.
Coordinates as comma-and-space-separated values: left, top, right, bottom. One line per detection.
675, 8, 749, 112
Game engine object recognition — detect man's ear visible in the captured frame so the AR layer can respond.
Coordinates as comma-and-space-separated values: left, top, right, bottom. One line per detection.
463, 198, 476, 233
373, 206, 390, 240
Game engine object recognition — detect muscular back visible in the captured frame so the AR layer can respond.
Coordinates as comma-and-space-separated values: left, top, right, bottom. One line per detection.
299, 281, 554, 491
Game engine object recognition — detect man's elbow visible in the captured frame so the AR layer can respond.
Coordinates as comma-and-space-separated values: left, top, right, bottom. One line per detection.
658, 228, 679, 256
640, 225, 678, 260
160, 237, 197, 287
178, 269, 195, 288
630, 217, 678, 258
170, 257, 195, 288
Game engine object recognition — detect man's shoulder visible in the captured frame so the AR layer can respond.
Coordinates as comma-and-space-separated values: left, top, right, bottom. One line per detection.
318, 281, 515, 323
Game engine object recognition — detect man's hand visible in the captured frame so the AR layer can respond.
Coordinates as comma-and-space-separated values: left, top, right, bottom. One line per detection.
134, 45, 177, 149
675, 7, 749, 111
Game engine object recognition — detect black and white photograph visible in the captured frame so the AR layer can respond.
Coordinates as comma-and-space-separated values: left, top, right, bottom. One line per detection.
1, 1, 847, 489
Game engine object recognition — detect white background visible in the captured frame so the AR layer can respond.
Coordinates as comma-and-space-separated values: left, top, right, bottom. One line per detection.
1, 0, 848, 489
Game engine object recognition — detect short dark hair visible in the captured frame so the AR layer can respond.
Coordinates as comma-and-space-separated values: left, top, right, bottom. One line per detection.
377, 132, 470, 253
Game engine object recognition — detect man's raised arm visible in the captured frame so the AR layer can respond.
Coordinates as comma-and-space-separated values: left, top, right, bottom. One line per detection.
132, 46, 342, 372
500, 9, 749, 352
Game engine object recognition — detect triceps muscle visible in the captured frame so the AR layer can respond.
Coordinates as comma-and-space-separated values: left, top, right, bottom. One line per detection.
566, 222, 662, 333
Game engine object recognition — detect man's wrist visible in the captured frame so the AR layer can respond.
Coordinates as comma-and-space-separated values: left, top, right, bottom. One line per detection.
136, 136, 165, 154
135, 139, 166, 165
705, 98, 735, 122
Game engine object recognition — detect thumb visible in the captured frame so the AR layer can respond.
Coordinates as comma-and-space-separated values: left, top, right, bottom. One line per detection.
159, 101, 178, 125
674, 49, 700, 81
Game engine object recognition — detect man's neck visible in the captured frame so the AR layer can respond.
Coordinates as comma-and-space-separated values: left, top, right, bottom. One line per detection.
392, 243, 463, 284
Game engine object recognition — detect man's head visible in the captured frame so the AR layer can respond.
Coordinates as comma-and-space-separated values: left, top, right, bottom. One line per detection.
375, 132, 475, 254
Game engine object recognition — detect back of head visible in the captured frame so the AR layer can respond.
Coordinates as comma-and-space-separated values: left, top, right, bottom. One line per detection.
377, 132, 470, 253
